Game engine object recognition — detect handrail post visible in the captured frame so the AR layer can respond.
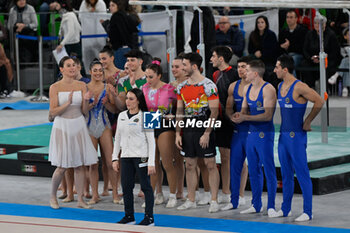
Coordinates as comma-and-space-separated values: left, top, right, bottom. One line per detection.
316, 11, 328, 143
165, 7, 176, 82
39, 36, 44, 98
193, 6, 205, 76
31, 35, 48, 102
15, 33, 21, 92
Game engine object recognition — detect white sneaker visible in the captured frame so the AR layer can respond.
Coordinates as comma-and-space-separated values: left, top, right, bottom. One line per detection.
342, 87, 348, 97
220, 203, 233, 211
240, 205, 263, 214
177, 199, 196, 210
238, 196, 246, 206
218, 193, 231, 204
198, 192, 211, 205
166, 194, 177, 208
328, 73, 339, 85
267, 208, 279, 218
295, 213, 312, 222
272, 210, 292, 218
9, 90, 25, 98
195, 191, 200, 202
208, 200, 219, 213
154, 193, 164, 205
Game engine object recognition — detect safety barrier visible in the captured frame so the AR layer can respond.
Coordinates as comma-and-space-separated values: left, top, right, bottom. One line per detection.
1, 9, 178, 96
15, 34, 53, 101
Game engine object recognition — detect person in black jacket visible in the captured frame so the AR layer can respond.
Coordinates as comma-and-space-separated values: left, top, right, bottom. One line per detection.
279, 10, 309, 76
248, 15, 279, 73
210, 46, 238, 203
108, 0, 139, 69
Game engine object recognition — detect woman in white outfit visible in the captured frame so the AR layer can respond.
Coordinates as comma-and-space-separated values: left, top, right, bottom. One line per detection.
49, 56, 98, 209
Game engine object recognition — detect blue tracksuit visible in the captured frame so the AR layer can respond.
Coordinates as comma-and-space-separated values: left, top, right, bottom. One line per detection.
229, 80, 249, 208
246, 82, 277, 211
278, 80, 312, 218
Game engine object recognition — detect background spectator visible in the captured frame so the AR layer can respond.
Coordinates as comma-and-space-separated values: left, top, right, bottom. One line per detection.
8, 0, 38, 62
126, 0, 141, 50
107, 0, 139, 69
326, 9, 349, 43
215, 16, 244, 66
49, 0, 65, 12
248, 15, 279, 72
279, 10, 308, 76
79, 0, 107, 18
328, 28, 350, 97
38, 1, 52, 37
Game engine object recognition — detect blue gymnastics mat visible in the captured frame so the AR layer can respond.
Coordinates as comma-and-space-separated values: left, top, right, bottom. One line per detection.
0, 203, 349, 233
0, 100, 49, 110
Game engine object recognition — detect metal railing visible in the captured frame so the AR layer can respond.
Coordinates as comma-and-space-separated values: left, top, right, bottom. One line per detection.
130, 0, 350, 9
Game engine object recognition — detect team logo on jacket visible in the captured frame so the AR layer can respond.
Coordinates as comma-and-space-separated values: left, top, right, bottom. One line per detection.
259, 132, 264, 138
143, 110, 161, 129
285, 97, 290, 104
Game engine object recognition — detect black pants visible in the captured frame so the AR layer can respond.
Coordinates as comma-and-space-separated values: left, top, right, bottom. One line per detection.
16, 28, 38, 63
121, 158, 154, 218
0, 65, 8, 92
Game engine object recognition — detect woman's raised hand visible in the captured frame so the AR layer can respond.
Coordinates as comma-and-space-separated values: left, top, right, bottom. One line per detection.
84, 91, 93, 101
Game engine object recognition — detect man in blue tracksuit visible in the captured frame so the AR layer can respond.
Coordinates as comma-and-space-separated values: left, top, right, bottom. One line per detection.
222, 56, 253, 211
232, 60, 278, 217
273, 54, 324, 222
